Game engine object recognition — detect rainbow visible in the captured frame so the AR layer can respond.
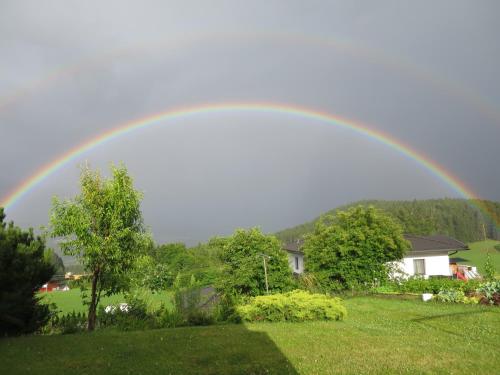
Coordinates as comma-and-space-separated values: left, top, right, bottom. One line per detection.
0, 102, 495, 225
1, 31, 499, 127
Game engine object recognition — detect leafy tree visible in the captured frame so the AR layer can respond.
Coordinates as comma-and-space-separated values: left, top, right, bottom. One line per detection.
130, 255, 173, 291
148, 241, 223, 287
150, 242, 189, 266
218, 228, 294, 296
303, 206, 409, 290
50, 164, 147, 331
0, 208, 55, 335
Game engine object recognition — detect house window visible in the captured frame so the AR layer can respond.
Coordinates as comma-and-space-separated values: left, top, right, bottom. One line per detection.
413, 259, 426, 275
294, 256, 299, 271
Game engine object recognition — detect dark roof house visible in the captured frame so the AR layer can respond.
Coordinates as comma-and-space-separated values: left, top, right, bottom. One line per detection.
282, 234, 471, 278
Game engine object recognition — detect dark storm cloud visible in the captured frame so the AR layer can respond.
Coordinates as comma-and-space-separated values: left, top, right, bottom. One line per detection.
1, 0, 499, 244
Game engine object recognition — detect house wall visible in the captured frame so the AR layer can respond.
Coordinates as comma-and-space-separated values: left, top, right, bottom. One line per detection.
391, 251, 451, 278
286, 252, 304, 274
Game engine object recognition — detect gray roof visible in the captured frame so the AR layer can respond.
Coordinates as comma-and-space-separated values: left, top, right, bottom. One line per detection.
282, 240, 304, 254
404, 234, 469, 254
282, 234, 469, 255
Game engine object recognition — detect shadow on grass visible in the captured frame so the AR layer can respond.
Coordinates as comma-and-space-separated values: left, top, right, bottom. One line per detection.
410, 310, 489, 323
1, 324, 298, 375
410, 309, 499, 346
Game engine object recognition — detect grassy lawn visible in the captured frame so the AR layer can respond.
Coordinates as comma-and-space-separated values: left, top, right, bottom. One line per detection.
2, 296, 499, 374
453, 240, 500, 275
39, 289, 173, 315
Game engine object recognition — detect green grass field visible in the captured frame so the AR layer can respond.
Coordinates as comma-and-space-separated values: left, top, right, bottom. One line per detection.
39, 289, 173, 315
2, 296, 499, 374
453, 240, 500, 275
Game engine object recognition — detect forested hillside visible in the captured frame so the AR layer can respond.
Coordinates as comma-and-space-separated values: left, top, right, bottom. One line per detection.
276, 199, 500, 243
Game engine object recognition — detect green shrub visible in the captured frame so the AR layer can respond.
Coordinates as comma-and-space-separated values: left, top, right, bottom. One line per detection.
435, 289, 465, 303
46, 311, 87, 334
463, 296, 480, 304
372, 284, 399, 294
154, 306, 185, 328
476, 281, 500, 305
214, 293, 241, 323
237, 290, 347, 322
385, 277, 480, 295
97, 294, 152, 331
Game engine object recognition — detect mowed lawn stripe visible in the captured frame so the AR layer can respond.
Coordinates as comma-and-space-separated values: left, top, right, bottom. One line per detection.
1, 297, 499, 375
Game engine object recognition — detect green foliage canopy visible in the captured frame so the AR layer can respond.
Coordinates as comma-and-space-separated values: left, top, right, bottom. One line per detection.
130, 255, 173, 291
303, 206, 409, 289
147, 241, 222, 287
217, 228, 294, 296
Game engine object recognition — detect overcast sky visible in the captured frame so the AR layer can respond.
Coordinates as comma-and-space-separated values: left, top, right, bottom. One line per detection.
1, 1, 499, 245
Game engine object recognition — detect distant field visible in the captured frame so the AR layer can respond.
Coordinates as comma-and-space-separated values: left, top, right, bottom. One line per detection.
453, 240, 500, 275
39, 289, 173, 315
2, 296, 499, 374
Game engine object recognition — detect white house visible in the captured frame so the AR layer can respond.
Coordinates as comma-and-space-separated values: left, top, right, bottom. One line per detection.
282, 240, 305, 274
282, 234, 469, 278
391, 235, 469, 278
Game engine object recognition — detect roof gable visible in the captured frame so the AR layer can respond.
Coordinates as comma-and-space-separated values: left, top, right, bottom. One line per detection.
404, 234, 469, 253
282, 234, 469, 254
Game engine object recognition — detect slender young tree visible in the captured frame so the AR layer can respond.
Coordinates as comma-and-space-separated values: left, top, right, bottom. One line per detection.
50, 164, 147, 331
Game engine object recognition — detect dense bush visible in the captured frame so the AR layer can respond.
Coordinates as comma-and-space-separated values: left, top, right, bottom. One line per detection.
303, 206, 409, 290
237, 290, 347, 322
97, 293, 153, 331
214, 293, 241, 323
217, 228, 294, 296
155, 306, 185, 328
48, 311, 88, 334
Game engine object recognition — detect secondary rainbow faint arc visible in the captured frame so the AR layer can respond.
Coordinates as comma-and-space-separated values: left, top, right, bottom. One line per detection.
0, 102, 489, 221
1, 31, 499, 127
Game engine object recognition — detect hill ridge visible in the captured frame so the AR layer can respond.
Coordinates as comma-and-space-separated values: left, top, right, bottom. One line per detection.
275, 198, 500, 243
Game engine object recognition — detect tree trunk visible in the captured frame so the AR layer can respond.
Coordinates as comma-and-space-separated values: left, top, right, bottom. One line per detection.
87, 269, 99, 331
